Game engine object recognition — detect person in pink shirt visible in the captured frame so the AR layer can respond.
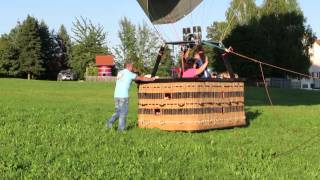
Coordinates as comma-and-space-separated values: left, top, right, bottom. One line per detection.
181, 50, 209, 78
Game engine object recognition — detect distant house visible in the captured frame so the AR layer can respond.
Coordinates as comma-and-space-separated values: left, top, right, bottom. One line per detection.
309, 40, 320, 78
298, 40, 320, 89
96, 55, 115, 76
268, 40, 320, 90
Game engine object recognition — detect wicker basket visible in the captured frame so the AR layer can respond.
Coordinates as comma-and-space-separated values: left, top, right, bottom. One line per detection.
137, 78, 246, 131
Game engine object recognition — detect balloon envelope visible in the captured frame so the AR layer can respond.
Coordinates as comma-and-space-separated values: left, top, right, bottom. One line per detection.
137, 0, 203, 24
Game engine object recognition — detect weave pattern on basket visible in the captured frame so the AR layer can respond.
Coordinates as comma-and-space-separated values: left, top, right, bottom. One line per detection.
137, 80, 246, 131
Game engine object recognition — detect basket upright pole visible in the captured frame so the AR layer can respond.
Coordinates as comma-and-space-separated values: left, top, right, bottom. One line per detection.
151, 46, 165, 77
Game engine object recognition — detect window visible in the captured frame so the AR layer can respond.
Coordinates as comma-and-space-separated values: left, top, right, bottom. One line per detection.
164, 93, 171, 100
154, 109, 161, 115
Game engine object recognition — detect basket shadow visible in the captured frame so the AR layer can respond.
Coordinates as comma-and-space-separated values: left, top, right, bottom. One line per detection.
244, 108, 262, 126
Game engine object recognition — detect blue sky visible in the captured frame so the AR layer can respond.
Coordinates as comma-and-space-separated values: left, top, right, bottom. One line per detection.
0, 0, 319, 47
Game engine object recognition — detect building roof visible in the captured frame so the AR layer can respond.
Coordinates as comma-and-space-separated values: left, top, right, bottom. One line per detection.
96, 55, 115, 66
316, 40, 320, 46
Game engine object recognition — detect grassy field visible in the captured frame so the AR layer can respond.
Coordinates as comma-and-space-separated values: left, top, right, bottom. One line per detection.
0, 78, 320, 179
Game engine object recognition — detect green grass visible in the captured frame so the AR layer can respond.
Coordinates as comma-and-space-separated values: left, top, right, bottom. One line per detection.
0, 78, 320, 179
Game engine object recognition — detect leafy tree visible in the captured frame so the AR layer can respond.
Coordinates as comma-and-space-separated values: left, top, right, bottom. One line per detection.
70, 17, 109, 79
206, 0, 259, 75
207, 0, 258, 41
226, 0, 258, 25
136, 21, 161, 73
114, 17, 139, 71
207, 22, 228, 42
207, 0, 316, 79
115, 17, 163, 75
16, 15, 44, 80
261, 0, 301, 15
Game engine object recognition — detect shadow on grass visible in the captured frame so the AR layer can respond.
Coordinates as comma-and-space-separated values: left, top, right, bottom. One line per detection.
245, 87, 320, 106
245, 108, 262, 126
126, 124, 137, 131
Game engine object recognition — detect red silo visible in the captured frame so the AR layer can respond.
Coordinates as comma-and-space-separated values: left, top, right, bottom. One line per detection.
96, 55, 115, 76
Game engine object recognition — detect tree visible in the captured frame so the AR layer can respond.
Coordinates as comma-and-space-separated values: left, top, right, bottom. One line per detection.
70, 17, 109, 79
207, 0, 258, 42
0, 25, 21, 77
56, 25, 71, 69
1, 17, 74, 79
261, 0, 301, 15
115, 17, 162, 74
206, 0, 259, 74
114, 17, 139, 71
136, 21, 161, 73
207, 0, 315, 79
38, 21, 59, 79
16, 15, 44, 80
43, 25, 72, 79
156, 46, 174, 77
0, 36, 11, 75
207, 21, 228, 42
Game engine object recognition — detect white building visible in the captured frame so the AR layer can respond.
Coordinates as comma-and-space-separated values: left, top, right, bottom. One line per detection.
294, 40, 320, 89
309, 40, 320, 78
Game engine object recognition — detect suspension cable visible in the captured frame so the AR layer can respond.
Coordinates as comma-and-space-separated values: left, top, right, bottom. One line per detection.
146, 3, 170, 43
228, 50, 320, 80
220, 0, 243, 42
191, 0, 195, 29
203, 41, 319, 80
228, 48, 320, 158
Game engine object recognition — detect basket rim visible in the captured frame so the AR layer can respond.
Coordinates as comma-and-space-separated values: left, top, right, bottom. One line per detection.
136, 78, 245, 84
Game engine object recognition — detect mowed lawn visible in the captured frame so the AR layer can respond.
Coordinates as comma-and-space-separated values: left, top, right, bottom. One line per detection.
0, 78, 320, 179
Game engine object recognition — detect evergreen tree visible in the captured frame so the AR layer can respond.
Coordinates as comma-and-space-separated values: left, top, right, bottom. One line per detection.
39, 21, 58, 79
56, 25, 71, 69
17, 16, 44, 80
42, 25, 72, 79
1, 17, 74, 79
0, 36, 10, 75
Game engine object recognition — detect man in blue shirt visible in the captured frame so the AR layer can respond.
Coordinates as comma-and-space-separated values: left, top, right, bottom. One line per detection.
106, 62, 154, 131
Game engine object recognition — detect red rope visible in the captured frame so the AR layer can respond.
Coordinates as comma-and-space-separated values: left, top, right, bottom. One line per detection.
259, 63, 273, 105
223, 48, 320, 158
227, 50, 320, 80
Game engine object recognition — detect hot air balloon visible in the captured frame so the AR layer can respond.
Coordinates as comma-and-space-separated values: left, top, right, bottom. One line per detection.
137, 0, 203, 24
135, 0, 246, 131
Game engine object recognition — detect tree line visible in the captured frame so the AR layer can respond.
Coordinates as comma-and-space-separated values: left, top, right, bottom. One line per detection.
0, 0, 317, 80
0, 16, 169, 80
207, 0, 316, 79
0, 16, 72, 80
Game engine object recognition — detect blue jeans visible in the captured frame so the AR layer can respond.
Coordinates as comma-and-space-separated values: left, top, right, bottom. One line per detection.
106, 98, 129, 131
